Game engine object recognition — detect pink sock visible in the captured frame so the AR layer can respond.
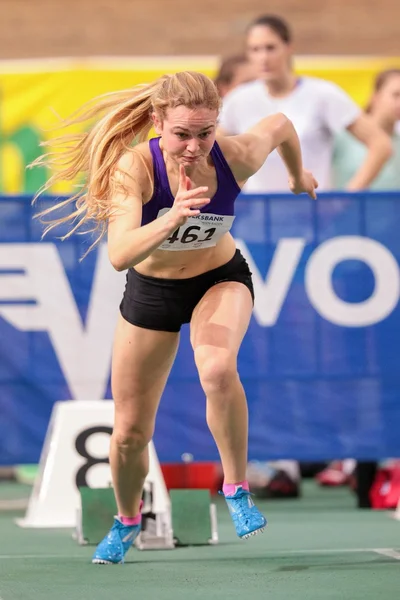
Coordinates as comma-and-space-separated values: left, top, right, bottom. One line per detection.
119, 500, 143, 526
223, 480, 250, 496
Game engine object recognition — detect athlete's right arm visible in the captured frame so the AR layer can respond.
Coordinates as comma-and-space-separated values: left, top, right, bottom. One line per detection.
107, 152, 210, 271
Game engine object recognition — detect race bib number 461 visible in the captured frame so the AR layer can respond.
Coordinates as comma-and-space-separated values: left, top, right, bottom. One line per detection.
156, 208, 235, 251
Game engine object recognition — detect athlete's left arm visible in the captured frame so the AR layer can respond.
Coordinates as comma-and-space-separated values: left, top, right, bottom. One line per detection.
345, 114, 393, 190
217, 113, 318, 198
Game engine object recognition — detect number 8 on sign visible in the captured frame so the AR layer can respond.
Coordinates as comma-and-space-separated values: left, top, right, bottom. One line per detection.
75, 426, 113, 488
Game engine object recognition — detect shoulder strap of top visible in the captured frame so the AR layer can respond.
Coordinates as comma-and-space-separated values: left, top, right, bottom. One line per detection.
149, 137, 170, 192
211, 141, 241, 193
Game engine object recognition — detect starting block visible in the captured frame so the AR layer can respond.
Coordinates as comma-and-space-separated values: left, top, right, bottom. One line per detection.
76, 486, 117, 545
170, 489, 218, 546
76, 482, 174, 549
76, 486, 218, 548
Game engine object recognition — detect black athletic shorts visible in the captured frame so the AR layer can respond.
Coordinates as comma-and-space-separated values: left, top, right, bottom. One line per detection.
119, 249, 254, 332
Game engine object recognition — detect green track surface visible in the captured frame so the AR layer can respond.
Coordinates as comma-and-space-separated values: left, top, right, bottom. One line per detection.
0, 481, 399, 599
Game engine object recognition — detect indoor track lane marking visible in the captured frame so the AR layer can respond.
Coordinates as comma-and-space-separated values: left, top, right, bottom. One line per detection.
373, 548, 400, 560
0, 547, 399, 560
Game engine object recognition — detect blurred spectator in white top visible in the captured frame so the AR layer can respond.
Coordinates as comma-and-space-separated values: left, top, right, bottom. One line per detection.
333, 69, 400, 190
214, 54, 256, 98
219, 14, 392, 193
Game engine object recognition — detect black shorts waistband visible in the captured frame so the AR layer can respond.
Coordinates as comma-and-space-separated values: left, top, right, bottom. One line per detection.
131, 249, 242, 287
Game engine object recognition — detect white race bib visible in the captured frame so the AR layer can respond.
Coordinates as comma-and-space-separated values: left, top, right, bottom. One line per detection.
156, 208, 235, 251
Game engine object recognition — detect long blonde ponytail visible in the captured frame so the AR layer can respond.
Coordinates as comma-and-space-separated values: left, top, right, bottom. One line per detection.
31, 80, 162, 251
31, 71, 221, 254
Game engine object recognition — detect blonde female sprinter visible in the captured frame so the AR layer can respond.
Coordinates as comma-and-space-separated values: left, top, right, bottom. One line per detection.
35, 71, 317, 564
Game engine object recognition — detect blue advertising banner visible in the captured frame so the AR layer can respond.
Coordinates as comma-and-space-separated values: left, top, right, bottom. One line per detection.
1, 192, 400, 464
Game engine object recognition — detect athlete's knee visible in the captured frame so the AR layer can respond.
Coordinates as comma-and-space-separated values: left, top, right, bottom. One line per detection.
196, 351, 238, 394
112, 423, 153, 454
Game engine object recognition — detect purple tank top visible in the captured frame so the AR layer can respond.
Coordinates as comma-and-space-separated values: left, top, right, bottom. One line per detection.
141, 137, 241, 226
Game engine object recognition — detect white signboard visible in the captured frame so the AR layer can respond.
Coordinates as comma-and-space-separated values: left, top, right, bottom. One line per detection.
17, 401, 170, 531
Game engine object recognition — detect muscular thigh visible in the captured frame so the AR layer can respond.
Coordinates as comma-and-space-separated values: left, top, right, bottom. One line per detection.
190, 281, 253, 361
112, 315, 179, 428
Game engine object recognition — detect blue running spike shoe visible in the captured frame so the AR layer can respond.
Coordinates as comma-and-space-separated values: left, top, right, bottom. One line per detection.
92, 517, 141, 564
222, 487, 267, 539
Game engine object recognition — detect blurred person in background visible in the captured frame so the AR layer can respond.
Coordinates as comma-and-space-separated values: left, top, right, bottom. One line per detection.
219, 14, 392, 193
214, 54, 256, 98
333, 69, 400, 190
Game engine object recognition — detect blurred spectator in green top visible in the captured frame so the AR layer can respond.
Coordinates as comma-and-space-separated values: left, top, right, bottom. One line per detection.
333, 69, 400, 190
